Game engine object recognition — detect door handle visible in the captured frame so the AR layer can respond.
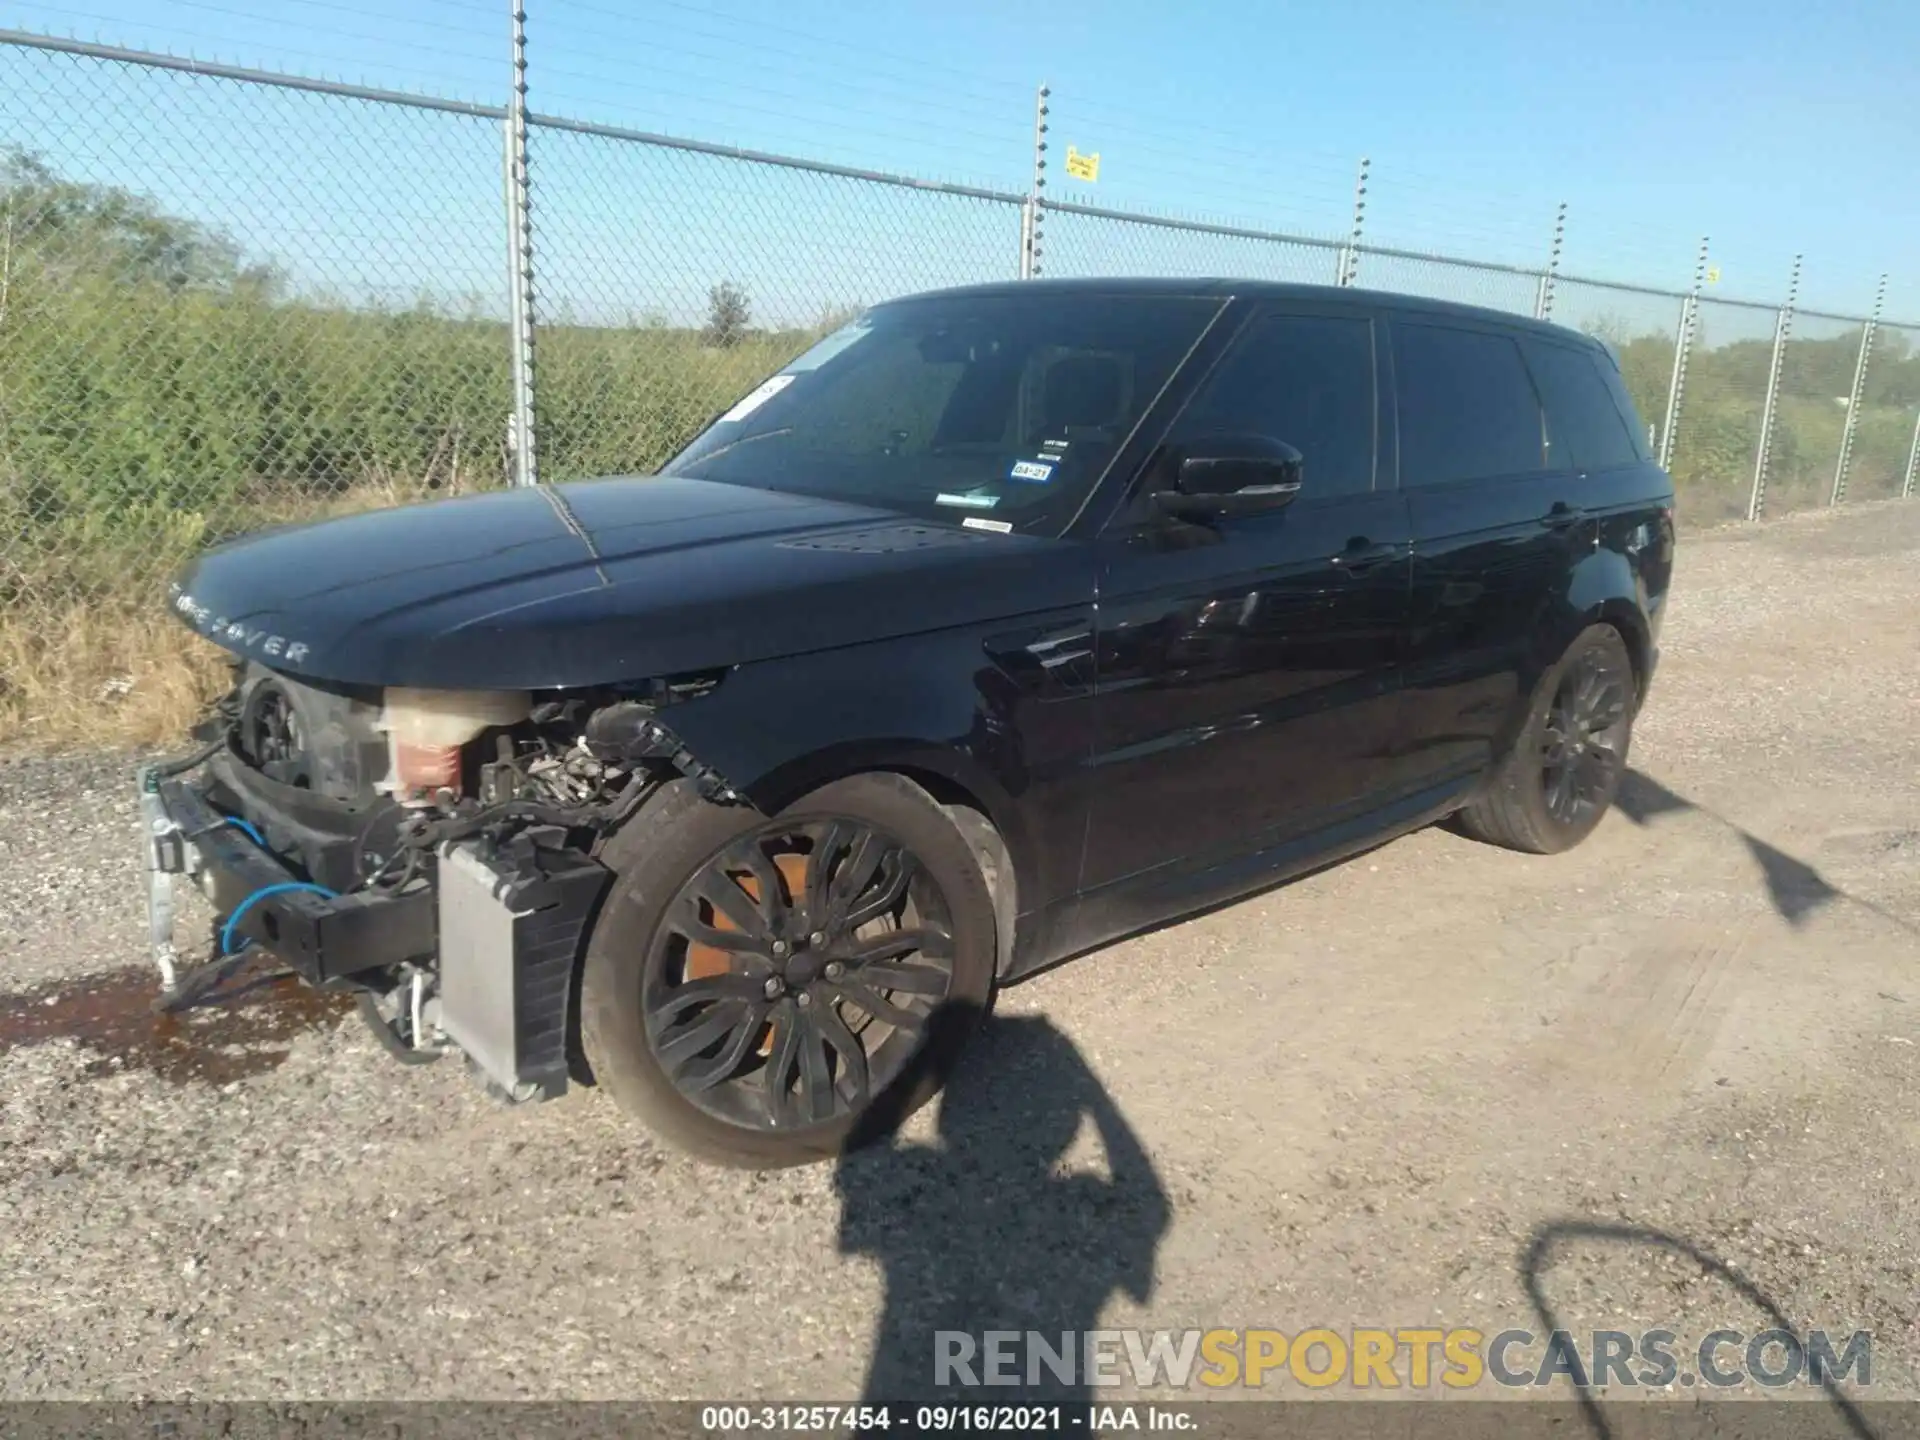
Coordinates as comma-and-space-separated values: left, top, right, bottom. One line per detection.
1330, 539, 1403, 575
1540, 501, 1586, 530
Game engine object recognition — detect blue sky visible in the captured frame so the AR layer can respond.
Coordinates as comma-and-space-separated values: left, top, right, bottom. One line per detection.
4, 0, 1915, 323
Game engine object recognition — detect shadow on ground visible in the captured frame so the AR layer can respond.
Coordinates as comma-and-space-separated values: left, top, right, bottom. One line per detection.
1616, 769, 1910, 934
835, 1009, 1170, 1405
1522, 1220, 1879, 1440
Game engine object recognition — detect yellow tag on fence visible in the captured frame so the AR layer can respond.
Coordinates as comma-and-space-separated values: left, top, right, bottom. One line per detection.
1065, 145, 1100, 182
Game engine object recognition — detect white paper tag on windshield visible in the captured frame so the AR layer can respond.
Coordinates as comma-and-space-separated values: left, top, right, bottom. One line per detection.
719, 374, 795, 424
962, 516, 1014, 534
783, 319, 872, 372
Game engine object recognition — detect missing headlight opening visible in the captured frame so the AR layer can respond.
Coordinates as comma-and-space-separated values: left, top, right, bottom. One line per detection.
140, 661, 740, 1104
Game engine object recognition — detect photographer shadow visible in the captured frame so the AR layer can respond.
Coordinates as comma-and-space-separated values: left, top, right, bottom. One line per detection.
835, 1008, 1170, 1407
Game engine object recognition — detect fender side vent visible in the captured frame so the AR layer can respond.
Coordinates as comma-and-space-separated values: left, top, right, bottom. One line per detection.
779, 524, 988, 554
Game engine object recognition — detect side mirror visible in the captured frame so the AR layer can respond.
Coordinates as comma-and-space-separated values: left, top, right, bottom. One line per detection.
1154, 434, 1305, 520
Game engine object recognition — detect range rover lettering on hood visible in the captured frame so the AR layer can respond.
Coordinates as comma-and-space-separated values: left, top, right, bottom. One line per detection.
169, 584, 312, 664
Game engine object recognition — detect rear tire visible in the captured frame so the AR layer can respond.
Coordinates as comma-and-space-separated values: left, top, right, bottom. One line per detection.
579, 773, 997, 1168
1455, 624, 1636, 855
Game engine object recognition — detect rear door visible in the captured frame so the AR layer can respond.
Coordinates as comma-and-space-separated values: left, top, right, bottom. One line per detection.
1392, 317, 1589, 787
1523, 331, 1675, 531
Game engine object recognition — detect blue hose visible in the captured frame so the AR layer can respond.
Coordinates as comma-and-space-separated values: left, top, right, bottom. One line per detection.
218, 816, 267, 848
220, 881, 337, 957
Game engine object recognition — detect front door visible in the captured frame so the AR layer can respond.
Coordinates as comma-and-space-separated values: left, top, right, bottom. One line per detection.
1080, 306, 1412, 894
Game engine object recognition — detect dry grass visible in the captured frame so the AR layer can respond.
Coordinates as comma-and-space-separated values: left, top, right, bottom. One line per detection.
0, 478, 471, 753
0, 602, 230, 751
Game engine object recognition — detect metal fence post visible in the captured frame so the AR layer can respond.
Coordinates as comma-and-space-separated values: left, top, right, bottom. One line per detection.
1534, 202, 1567, 320
503, 0, 539, 488
1020, 83, 1049, 280
1830, 272, 1886, 506
1336, 157, 1368, 287
1903, 408, 1920, 500
1657, 236, 1709, 472
1747, 254, 1800, 522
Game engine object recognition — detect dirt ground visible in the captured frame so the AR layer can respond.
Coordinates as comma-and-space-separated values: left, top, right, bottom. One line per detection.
2, 499, 1917, 1410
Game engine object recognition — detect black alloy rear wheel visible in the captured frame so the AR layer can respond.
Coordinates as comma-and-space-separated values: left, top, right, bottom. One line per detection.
1456, 623, 1636, 854
580, 773, 998, 1167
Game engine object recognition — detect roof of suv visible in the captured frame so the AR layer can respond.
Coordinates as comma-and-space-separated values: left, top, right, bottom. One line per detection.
892, 276, 1603, 351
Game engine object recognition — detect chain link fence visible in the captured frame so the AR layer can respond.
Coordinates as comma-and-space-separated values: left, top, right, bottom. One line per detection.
1769, 312, 1868, 518
0, 40, 513, 618
1039, 202, 1340, 286
1, 28, 1916, 737
1346, 247, 1543, 319
528, 121, 1023, 484
1834, 319, 1920, 506
1662, 298, 1778, 527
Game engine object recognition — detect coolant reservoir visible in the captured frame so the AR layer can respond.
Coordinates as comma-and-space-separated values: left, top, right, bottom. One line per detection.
381, 688, 531, 802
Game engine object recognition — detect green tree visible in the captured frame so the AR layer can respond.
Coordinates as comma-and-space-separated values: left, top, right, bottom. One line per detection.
703, 280, 751, 349
2, 147, 274, 294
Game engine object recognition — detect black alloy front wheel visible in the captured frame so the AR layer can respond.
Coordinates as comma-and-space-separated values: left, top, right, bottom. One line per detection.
580, 773, 998, 1167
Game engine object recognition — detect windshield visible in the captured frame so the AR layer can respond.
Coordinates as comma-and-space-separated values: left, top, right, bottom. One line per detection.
662, 292, 1224, 532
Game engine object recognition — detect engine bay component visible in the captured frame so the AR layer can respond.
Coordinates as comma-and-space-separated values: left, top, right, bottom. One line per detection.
138, 664, 739, 1112
434, 830, 609, 1100
584, 701, 741, 802
379, 687, 531, 804
234, 667, 388, 801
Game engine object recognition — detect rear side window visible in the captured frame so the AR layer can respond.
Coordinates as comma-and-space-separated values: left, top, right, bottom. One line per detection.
1593, 349, 1657, 461
1393, 323, 1546, 485
1525, 339, 1641, 472
1168, 313, 1377, 498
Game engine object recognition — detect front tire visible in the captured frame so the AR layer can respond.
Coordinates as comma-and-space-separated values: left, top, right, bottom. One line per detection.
579, 773, 997, 1168
1455, 624, 1636, 855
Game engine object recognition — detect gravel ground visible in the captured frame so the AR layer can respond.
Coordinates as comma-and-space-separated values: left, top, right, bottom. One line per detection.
2, 499, 1918, 1409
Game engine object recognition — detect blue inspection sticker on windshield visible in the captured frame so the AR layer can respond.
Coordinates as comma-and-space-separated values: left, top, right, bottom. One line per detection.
1008, 459, 1056, 484
935, 491, 999, 509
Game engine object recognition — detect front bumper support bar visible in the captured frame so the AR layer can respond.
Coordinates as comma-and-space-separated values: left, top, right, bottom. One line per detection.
139, 762, 611, 1101
139, 765, 434, 989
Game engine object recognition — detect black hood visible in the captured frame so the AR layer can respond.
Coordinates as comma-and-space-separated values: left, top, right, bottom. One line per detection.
168, 476, 1081, 690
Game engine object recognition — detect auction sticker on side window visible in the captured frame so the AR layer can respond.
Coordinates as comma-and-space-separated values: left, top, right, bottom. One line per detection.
718, 374, 795, 424
1009, 459, 1056, 484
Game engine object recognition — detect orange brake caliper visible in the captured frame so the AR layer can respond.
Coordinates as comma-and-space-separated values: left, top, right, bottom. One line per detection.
684, 853, 812, 1057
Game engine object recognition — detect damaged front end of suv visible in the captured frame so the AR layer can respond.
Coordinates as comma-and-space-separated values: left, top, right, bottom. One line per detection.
141, 654, 739, 1103
131, 416, 1066, 1171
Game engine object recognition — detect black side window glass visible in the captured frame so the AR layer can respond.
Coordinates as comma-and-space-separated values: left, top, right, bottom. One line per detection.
1525, 338, 1640, 471
1168, 313, 1377, 498
1394, 323, 1546, 485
